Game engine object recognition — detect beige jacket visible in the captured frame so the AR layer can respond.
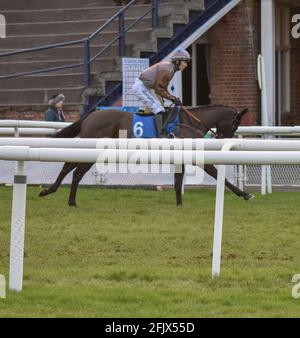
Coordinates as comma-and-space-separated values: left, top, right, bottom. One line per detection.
139, 61, 177, 101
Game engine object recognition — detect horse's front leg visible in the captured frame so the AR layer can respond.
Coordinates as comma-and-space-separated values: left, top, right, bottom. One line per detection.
204, 164, 254, 200
68, 163, 93, 207
39, 162, 77, 197
174, 165, 185, 206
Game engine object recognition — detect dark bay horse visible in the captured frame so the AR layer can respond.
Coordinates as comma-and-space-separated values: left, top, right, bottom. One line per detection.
39, 104, 253, 206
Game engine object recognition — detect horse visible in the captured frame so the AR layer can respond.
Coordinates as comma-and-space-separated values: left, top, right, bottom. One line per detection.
39, 104, 253, 206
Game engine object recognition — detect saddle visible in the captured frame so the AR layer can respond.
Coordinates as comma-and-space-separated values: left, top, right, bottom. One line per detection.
136, 108, 155, 116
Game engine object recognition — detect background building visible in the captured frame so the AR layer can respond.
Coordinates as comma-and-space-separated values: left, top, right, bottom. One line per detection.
0, 0, 299, 126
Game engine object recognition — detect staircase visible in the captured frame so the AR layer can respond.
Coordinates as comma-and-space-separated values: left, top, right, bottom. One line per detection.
0, 0, 236, 118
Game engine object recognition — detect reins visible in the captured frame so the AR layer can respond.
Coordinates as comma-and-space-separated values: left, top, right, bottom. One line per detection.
179, 105, 217, 137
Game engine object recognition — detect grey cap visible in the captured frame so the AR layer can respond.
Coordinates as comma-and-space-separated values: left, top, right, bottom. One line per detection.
48, 93, 65, 106
171, 49, 192, 62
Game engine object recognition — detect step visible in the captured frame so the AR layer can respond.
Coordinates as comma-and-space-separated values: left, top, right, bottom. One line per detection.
2, 5, 152, 23
0, 73, 101, 90
6, 17, 152, 36
0, 0, 120, 10
159, 1, 203, 18
2, 2, 197, 24
0, 0, 183, 11
0, 44, 131, 62
0, 29, 153, 49
0, 87, 86, 105
0, 58, 120, 76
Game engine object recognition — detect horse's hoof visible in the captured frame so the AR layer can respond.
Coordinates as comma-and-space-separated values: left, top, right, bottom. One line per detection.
244, 193, 255, 201
69, 202, 77, 207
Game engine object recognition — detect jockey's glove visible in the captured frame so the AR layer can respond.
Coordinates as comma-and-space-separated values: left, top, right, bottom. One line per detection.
172, 97, 182, 106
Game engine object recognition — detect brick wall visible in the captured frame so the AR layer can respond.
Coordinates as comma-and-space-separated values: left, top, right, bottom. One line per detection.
0, 107, 80, 122
285, 7, 300, 126
208, 0, 261, 126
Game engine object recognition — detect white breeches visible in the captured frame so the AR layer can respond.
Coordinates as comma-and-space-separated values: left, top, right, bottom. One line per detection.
132, 78, 164, 114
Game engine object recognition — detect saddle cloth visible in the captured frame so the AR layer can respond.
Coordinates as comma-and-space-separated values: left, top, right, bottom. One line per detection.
132, 113, 179, 138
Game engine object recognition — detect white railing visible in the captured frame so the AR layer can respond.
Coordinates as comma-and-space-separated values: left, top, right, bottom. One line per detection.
1, 121, 300, 190
0, 120, 69, 129
2, 120, 300, 137
1, 137, 300, 150
1, 138, 300, 291
0, 120, 69, 137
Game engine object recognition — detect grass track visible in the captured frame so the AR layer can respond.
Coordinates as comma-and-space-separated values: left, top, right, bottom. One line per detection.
0, 186, 299, 317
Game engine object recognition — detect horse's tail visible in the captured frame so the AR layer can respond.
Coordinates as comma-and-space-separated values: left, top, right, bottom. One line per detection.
52, 115, 86, 138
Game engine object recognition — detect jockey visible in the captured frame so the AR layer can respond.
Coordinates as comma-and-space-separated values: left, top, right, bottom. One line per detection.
132, 49, 191, 135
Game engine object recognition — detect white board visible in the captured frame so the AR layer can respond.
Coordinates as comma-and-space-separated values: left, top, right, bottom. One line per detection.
122, 57, 149, 107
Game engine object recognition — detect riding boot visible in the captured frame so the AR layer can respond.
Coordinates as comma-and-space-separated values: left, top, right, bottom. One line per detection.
161, 107, 180, 137
154, 113, 164, 137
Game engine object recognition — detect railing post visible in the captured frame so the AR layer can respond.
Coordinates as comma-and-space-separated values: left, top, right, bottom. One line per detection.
119, 12, 125, 57
83, 39, 91, 87
9, 160, 27, 292
152, 0, 159, 29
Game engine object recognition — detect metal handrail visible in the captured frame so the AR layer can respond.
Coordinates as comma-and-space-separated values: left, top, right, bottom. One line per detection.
90, 35, 120, 64
89, 0, 136, 41
0, 38, 86, 58
0, 0, 159, 86
125, 8, 153, 34
1, 62, 84, 80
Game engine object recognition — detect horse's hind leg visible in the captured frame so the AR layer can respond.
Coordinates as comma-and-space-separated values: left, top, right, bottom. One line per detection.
174, 165, 185, 206
204, 164, 254, 200
68, 163, 93, 207
39, 162, 77, 197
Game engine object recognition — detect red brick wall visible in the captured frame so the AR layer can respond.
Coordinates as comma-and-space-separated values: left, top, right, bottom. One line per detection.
208, 0, 261, 126
0, 107, 80, 122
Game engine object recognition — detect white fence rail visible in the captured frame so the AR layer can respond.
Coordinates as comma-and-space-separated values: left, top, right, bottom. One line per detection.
1, 137, 300, 290
1, 121, 300, 189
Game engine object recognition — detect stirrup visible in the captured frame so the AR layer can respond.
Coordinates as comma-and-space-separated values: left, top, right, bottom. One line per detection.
168, 132, 176, 139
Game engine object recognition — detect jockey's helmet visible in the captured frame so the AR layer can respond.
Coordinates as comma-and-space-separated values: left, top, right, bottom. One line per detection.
171, 49, 192, 62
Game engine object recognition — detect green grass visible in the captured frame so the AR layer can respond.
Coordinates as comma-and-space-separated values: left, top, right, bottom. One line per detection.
0, 186, 300, 317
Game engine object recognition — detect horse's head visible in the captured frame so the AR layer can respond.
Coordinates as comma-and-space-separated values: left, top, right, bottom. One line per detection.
175, 105, 249, 139
216, 108, 248, 138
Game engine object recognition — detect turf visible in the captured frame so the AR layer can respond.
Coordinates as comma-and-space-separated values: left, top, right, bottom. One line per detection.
0, 186, 299, 317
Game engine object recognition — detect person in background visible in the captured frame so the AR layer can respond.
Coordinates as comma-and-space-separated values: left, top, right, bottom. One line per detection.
44, 94, 66, 122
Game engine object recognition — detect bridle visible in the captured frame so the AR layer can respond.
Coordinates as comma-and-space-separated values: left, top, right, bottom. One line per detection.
173, 105, 217, 137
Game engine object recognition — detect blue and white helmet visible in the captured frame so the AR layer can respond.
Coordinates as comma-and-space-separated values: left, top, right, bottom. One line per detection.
171, 49, 192, 62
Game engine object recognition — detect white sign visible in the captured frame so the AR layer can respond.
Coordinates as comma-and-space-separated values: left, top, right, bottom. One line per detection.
0, 14, 6, 39
122, 58, 149, 107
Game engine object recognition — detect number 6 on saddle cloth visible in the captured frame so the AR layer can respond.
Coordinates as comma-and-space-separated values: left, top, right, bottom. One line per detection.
132, 106, 180, 138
